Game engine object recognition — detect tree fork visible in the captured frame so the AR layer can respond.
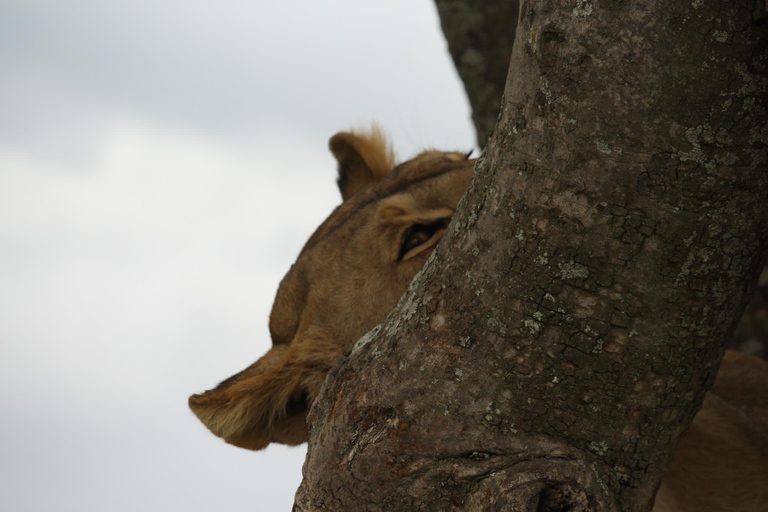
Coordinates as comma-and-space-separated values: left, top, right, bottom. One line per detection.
295, 1, 768, 510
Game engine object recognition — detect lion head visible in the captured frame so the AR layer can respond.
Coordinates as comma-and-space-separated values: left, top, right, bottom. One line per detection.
189, 127, 475, 450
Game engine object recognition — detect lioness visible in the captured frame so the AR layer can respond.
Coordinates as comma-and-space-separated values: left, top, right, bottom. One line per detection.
190, 127, 768, 511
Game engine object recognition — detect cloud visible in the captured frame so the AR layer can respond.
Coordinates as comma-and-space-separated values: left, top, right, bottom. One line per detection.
0, 116, 339, 402
0, 118, 331, 510
0, 0, 473, 157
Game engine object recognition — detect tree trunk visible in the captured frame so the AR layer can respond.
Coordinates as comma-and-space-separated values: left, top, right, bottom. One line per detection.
437, 0, 768, 360
295, 1, 768, 510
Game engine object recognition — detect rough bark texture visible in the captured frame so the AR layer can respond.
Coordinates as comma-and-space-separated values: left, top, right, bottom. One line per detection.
296, 1, 768, 511
438, 0, 768, 359
434, 0, 519, 148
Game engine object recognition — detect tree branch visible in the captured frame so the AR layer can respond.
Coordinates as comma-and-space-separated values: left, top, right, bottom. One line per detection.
434, 0, 519, 148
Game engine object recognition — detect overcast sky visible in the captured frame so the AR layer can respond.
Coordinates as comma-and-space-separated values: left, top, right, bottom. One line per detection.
0, 1, 475, 510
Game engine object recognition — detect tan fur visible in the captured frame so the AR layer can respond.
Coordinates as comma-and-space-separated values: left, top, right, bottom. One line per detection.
190, 129, 768, 511
329, 125, 395, 200
654, 350, 768, 512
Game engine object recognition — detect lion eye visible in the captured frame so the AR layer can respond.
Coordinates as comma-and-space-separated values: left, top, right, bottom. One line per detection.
398, 219, 449, 261
403, 226, 433, 251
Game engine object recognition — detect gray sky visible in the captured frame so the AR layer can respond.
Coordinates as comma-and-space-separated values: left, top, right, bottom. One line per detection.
0, 1, 475, 510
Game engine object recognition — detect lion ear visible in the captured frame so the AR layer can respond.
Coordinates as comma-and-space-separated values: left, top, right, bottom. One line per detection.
329, 125, 395, 201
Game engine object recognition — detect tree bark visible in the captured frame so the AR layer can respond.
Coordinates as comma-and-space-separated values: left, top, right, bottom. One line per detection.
434, 0, 519, 148
296, 1, 768, 510
438, 0, 768, 360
